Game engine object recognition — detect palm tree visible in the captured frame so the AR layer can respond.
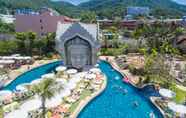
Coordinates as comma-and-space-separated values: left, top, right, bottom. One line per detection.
31, 78, 63, 118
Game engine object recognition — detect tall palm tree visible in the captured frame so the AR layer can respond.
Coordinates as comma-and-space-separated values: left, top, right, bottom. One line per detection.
32, 78, 63, 118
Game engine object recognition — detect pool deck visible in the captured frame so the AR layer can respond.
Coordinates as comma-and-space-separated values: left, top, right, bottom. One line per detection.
70, 75, 107, 118
99, 56, 166, 118
5, 59, 58, 87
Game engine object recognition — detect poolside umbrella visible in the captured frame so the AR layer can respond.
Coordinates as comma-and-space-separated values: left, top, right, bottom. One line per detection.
56, 79, 67, 84
16, 85, 28, 92
90, 68, 101, 73
31, 78, 42, 85
0, 90, 12, 97
85, 73, 96, 80
66, 69, 77, 75
168, 102, 186, 114
94, 64, 99, 67
0, 90, 12, 101
76, 72, 86, 78
41, 73, 55, 79
159, 88, 176, 98
56, 66, 67, 72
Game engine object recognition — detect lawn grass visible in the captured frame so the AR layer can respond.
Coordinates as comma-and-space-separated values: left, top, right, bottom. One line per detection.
171, 87, 186, 104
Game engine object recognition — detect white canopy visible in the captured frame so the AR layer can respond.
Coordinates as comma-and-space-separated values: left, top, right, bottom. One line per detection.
85, 73, 96, 79
56, 79, 67, 84
0, 90, 12, 96
41, 73, 55, 79
94, 64, 99, 67
31, 78, 42, 85
66, 69, 78, 75
16, 85, 27, 91
14, 56, 31, 60
56, 66, 67, 72
168, 102, 186, 114
0, 60, 15, 64
1, 56, 14, 60
159, 88, 176, 98
90, 68, 101, 73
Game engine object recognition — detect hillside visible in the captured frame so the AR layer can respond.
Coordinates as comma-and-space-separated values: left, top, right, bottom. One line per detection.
0, 0, 81, 17
79, 0, 186, 18
0, 0, 186, 19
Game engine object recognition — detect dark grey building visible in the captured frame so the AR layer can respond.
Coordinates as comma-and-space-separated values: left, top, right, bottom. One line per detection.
56, 22, 100, 69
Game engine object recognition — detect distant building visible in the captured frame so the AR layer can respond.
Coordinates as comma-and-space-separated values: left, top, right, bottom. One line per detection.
56, 22, 100, 69
181, 16, 186, 28
15, 7, 77, 37
97, 19, 140, 30
15, 8, 39, 15
127, 7, 150, 16
0, 14, 15, 24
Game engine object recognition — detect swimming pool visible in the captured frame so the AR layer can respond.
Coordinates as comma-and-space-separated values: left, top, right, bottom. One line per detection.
78, 61, 163, 118
2, 60, 163, 118
2, 61, 62, 91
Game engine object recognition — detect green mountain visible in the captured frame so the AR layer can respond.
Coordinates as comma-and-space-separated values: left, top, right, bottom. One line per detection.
0, 0, 186, 19
79, 0, 186, 18
0, 0, 80, 17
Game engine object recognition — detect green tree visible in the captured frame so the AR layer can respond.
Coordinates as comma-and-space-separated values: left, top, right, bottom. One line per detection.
26, 32, 37, 56
32, 78, 63, 118
42, 33, 56, 55
0, 40, 18, 55
80, 11, 97, 23
15, 32, 27, 54
107, 26, 119, 48
135, 22, 184, 54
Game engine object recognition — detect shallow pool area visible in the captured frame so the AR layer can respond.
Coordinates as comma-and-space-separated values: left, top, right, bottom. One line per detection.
78, 61, 163, 118
2, 61, 62, 91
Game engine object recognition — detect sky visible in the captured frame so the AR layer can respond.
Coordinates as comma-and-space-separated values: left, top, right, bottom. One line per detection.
52, 0, 186, 5
172, 0, 186, 5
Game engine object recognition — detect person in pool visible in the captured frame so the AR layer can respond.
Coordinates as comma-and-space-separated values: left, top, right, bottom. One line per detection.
133, 101, 139, 108
122, 89, 128, 95
149, 112, 155, 118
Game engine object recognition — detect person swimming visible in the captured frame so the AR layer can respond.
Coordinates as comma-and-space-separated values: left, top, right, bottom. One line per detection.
149, 112, 155, 118
133, 101, 139, 108
122, 89, 128, 95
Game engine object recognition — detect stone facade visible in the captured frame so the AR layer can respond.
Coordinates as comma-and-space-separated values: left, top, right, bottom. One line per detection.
56, 22, 100, 69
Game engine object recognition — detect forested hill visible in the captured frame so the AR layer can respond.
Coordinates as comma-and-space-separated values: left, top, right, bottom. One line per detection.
0, 0, 186, 18
79, 0, 186, 18
0, 0, 81, 17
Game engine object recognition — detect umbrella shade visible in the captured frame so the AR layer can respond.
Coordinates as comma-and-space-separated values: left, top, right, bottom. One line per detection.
94, 64, 99, 67
56, 66, 67, 72
159, 88, 176, 98
66, 69, 78, 75
16, 85, 27, 91
0, 90, 12, 96
90, 68, 101, 73
31, 78, 42, 85
85, 74, 96, 79
168, 102, 186, 114
56, 79, 67, 84
41, 73, 55, 79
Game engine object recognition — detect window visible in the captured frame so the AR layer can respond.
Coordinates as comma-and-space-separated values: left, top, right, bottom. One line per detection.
40, 19, 42, 23
41, 26, 43, 30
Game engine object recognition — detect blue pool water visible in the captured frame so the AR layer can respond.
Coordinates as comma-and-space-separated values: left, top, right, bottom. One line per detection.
2, 60, 163, 118
78, 61, 163, 118
2, 61, 62, 91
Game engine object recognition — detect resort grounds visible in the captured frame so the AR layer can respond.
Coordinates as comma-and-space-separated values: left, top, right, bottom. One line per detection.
1, 60, 106, 118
